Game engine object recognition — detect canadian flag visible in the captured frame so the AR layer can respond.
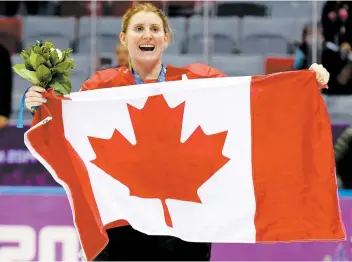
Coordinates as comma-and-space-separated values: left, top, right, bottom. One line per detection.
24, 71, 345, 260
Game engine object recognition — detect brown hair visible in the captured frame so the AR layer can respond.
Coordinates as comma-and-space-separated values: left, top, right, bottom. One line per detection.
122, 2, 173, 42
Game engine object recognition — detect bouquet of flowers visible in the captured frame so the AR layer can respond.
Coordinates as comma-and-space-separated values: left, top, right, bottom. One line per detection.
12, 40, 75, 95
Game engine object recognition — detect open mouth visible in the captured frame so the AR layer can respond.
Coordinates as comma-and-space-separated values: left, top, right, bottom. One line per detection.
139, 45, 155, 51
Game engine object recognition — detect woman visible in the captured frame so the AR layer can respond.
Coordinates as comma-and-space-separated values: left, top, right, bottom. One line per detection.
114, 42, 130, 68
293, 22, 324, 70
24, 3, 330, 261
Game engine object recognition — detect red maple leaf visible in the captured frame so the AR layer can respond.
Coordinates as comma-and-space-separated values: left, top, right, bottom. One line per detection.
88, 95, 230, 227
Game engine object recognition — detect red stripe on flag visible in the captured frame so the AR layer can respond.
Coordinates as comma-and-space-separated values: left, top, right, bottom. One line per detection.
26, 90, 108, 260
250, 71, 345, 242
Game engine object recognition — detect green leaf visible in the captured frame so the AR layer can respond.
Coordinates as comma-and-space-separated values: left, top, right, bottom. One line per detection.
65, 57, 75, 68
43, 41, 55, 50
51, 60, 72, 74
36, 64, 52, 84
62, 70, 72, 77
34, 45, 42, 55
12, 64, 40, 85
50, 73, 72, 94
62, 48, 73, 58
29, 53, 40, 70
25, 61, 34, 71
44, 60, 52, 68
28, 44, 35, 52
66, 86, 71, 94
51, 73, 65, 81
50, 50, 59, 66
53, 74, 70, 85
49, 80, 71, 95
63, 81, 72, 93
42, 52, 50, 60
25, 49, 32, 59
29, 52, 38, 67
20, 50, 29, 62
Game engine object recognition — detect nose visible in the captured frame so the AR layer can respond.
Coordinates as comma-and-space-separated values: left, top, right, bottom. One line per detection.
142, 28, 152, 39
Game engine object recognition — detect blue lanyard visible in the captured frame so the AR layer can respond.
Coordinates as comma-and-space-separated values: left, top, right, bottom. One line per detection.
131, 64, 166, 84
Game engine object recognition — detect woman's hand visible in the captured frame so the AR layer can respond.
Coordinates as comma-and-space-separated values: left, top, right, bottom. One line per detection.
309, 63, 330, 86
25, 86, 47, 112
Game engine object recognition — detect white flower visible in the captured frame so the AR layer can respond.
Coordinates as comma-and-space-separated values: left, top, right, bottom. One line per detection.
50, 48, 62, 60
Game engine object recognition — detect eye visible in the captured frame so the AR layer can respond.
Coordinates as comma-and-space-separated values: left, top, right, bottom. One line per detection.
135, 26, 143, 32
151, 26, 160, 33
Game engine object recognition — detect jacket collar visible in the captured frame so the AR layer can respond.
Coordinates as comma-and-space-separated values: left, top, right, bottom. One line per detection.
118, 64, 191, 83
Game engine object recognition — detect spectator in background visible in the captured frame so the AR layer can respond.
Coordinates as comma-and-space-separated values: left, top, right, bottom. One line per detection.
95, 43, 130, 72
293, 23, 324, 70
92, 43, 129, 73
321, 1, 352, 48
0, 43, 13, 128
115, 42, 130, 68
334, 126, 352, 189
320, 1, 352, 124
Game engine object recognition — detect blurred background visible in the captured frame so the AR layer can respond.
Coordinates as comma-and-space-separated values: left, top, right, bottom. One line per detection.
1, 1, 352, 261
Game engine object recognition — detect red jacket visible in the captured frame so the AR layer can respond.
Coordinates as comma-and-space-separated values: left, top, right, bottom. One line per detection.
80, 64, 226, 92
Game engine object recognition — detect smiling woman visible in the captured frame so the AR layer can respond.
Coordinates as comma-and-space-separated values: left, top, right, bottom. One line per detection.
119, 3, 172, 81
22, 2, 332, 261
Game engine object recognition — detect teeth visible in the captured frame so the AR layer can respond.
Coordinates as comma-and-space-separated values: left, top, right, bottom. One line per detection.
140, 45, 154, 47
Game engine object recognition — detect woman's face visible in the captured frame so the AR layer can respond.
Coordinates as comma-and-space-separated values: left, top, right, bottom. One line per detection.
305, 27, 324, 47
120, 11, 169, 66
